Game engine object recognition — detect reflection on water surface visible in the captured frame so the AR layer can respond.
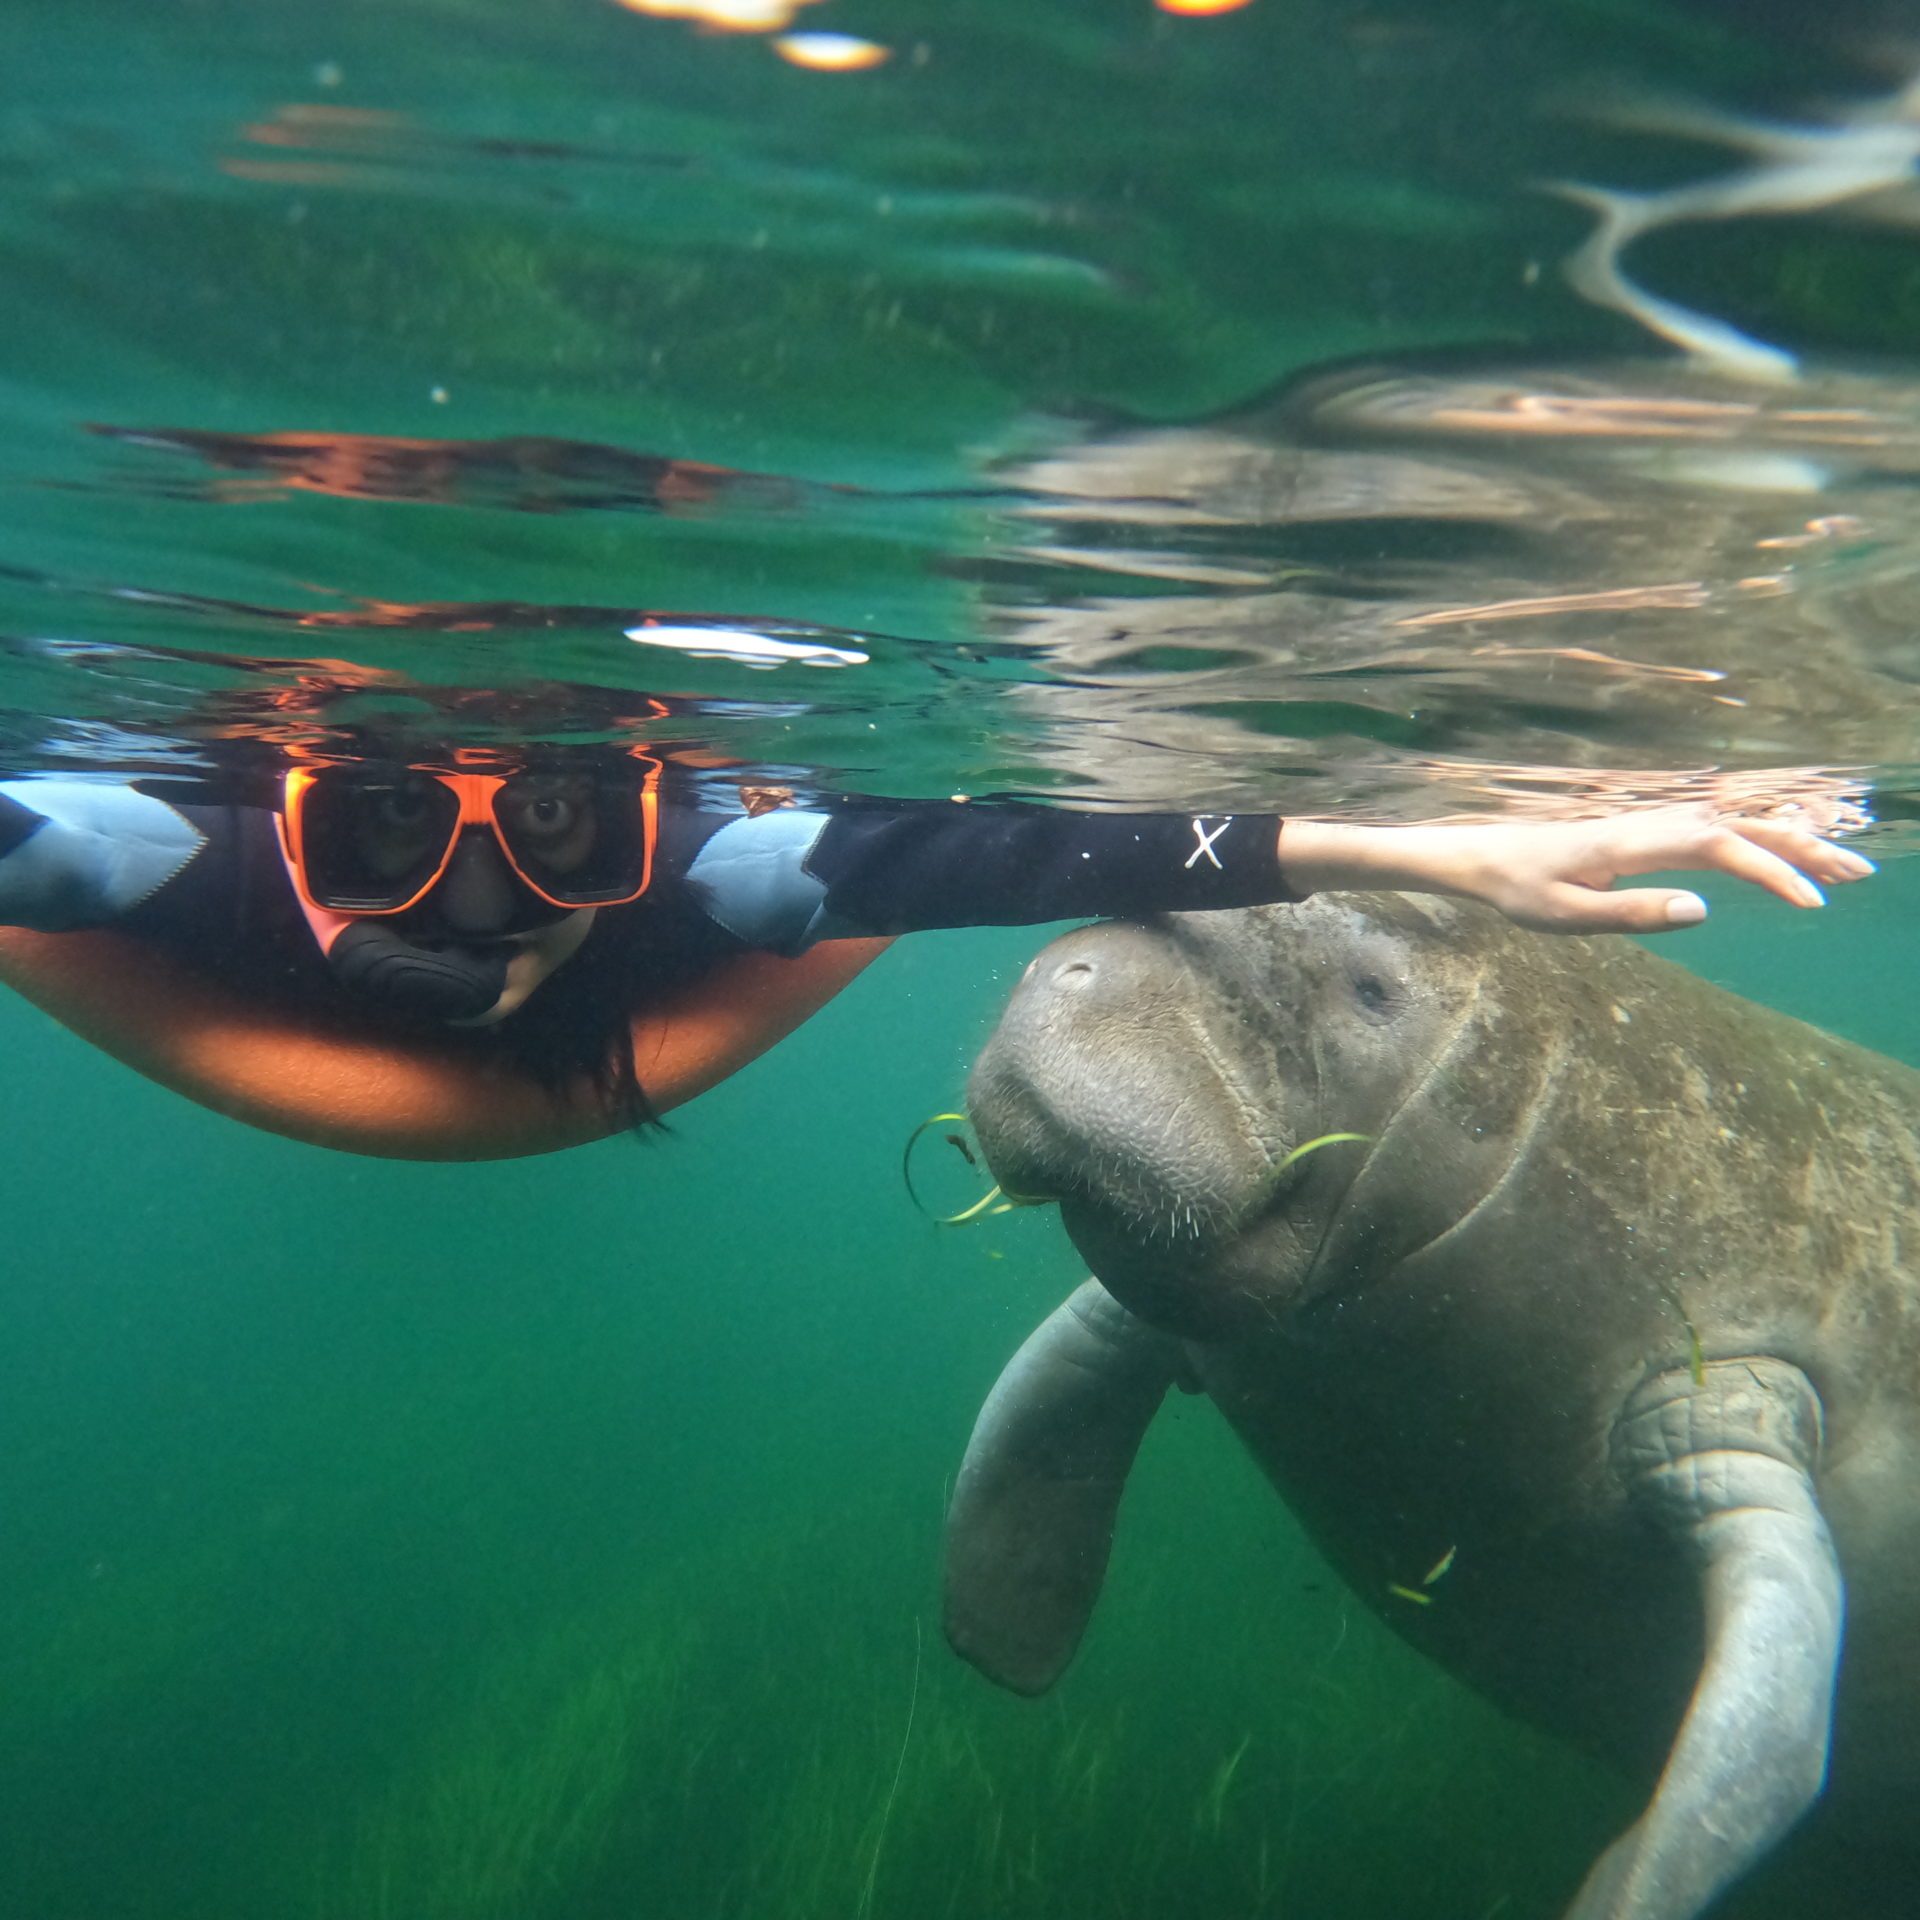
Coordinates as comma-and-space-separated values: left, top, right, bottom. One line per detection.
1, 0, 1917, 829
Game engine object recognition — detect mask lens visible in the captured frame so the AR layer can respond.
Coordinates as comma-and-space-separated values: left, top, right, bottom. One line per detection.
297, 769, 462, 911
493, 769, 648, 905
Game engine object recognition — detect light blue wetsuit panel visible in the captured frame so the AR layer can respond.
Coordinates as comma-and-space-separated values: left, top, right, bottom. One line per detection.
0, 780, 205, 931
682, 808, 841, 952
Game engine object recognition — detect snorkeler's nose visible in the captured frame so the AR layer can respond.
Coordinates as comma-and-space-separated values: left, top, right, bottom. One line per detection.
433, 831, 519, 935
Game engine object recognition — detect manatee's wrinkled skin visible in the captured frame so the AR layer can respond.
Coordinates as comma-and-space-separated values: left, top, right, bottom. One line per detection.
955, 897, 1920, 1915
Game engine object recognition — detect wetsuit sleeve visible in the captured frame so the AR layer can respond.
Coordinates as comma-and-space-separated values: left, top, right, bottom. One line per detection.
681, 801, 1298, 951
0, 780, 209, 930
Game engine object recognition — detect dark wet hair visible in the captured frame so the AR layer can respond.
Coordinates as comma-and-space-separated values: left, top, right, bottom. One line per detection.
487, 903, 725, 1134
485, 910, 654, 1130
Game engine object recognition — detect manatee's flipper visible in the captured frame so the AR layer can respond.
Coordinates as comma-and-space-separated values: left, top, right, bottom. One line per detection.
943, 1278, 1182, 1696
1568, 1357, 1844, 1920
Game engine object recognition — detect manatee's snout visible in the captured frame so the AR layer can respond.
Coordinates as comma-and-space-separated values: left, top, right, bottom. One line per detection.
967, 920, 1282, 1248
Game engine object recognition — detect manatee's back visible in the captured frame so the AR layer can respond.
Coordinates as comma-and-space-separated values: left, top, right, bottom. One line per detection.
1468, 923, 1920, 1803
1193, 902, 1920, 1779
1569, 936, 1920, 1810
1493, 922, 1920, 1439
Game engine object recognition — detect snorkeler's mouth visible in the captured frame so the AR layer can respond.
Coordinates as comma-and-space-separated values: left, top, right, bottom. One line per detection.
407, 928, 536, 953
394, 904, 576, 948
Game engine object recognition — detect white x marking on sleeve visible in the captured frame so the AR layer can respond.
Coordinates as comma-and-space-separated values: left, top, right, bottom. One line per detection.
1185, 816, 1229, 870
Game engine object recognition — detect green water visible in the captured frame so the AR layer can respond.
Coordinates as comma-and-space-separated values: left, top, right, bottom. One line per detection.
0, 874, 1913, 1920
5, 2, 1920, 1916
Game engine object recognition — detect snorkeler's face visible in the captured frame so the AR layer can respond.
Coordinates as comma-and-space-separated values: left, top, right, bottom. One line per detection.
280, 761, 659, 917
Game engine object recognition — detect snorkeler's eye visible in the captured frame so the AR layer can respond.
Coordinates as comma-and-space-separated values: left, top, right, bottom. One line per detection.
366, 780, 437, 832
527, 796, 576, 834
503, 788, 584, 840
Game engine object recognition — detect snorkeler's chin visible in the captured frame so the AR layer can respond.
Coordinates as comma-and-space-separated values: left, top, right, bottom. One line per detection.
447, 908, 597, 1026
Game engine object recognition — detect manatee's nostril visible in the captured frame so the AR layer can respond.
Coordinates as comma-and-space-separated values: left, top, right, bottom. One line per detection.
1053, 960, 1095, 991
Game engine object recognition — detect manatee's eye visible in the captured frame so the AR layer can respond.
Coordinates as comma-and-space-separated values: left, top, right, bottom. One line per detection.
1352, 971, 1393, 1016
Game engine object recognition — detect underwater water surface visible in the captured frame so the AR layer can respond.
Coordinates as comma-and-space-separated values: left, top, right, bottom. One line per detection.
4, 1, 1920, 1917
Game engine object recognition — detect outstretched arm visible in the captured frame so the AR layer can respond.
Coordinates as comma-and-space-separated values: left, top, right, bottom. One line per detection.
1276, 807, 1871, 935
680, 796, 1869, 951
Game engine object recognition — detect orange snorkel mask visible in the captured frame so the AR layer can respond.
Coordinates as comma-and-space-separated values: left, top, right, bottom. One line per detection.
278, 755, 662, 917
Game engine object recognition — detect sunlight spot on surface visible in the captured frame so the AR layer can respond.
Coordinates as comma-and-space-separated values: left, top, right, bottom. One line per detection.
612, 0, 818, 32
625, 623, 870, 668
772, 31, 891, 69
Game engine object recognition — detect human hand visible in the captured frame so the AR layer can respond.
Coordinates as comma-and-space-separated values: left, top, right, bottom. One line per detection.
1276, 807, 1874, 934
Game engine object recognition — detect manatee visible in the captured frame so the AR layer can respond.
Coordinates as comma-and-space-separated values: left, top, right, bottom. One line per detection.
945, 896, 1920, 1920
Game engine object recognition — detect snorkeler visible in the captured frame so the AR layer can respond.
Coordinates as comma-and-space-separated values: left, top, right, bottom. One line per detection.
0, 751, 1870, 1157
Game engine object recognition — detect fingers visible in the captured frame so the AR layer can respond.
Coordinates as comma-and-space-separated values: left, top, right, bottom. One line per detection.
1492, 807, 1875, 936
1690, 825, 1828, 909
1728, 818, 1875, 889
1516, 882, 1710, 935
